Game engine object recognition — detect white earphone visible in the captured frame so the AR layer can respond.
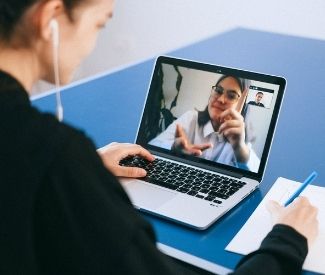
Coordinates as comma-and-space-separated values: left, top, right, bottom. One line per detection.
49, 19, 59, 48
49, 19, 63, 122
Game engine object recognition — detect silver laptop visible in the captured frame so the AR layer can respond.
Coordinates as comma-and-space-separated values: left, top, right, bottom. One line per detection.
120, 56, 286, 230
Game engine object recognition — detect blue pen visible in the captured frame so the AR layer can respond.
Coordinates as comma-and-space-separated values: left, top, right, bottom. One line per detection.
284, 171, 318, 207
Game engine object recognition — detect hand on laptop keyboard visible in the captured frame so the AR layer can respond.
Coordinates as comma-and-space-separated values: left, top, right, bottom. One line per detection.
98, 142, 155, 177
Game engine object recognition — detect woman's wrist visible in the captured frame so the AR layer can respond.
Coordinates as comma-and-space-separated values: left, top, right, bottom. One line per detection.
234, 141, 249, 163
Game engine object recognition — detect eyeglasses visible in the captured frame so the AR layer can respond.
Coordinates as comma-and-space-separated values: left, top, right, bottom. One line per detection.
211, 85, 241, 102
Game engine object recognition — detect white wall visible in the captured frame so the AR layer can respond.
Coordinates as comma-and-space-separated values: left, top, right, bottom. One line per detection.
33, 0, 325, 94
161, 64, 219, 118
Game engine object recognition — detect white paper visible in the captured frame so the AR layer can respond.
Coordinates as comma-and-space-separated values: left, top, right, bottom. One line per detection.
226, 177, 325, 274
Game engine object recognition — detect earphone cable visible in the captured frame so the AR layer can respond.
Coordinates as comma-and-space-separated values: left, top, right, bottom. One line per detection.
52, 27, 63, 122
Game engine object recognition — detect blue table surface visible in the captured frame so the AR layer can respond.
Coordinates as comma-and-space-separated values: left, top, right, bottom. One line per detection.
33, 28, 325, 274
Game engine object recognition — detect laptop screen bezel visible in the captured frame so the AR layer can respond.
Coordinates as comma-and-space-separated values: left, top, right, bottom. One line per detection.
136, 56, 286, 181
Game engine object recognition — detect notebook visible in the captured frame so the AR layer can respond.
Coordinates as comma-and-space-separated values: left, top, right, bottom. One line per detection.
120, 56, 286, 230
226, 177, 325, 274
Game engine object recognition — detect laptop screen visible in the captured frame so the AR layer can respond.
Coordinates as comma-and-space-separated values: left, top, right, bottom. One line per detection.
136, 56, 286, 181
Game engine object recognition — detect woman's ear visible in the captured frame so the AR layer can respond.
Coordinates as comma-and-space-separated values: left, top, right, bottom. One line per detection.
34, 0, 64, 43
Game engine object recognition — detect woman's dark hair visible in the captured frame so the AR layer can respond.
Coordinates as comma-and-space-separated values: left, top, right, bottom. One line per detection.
0, 0, 83, 42
197, 75, 250, 126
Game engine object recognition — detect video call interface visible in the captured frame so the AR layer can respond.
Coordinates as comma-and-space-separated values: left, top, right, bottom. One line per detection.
140, 62, 281, 173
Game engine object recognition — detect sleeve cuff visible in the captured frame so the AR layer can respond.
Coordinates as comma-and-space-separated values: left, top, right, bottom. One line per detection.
235, 224, 308, 273
260, 224, 308, 260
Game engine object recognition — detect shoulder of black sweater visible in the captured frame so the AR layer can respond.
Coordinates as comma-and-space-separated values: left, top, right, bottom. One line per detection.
0, 70, 202, 274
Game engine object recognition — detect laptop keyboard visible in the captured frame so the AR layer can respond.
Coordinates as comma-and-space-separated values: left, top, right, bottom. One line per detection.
119, 156, 246, 204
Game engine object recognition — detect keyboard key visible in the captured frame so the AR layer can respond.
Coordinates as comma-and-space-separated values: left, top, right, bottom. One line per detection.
177, 187, 190, 193
183, 183, 192, 188
212, 180, 223, 186
191, 181, 201, 186
182, 184, 192, 189
201, 184, 211, 189
230, 183, 245, 188
187, 190, 198, 196
218, 189, 228, 194
174, 181, 184, 186
204, 196, 215, 201
191, 186, 200, 191
208, 191, 219, 197
214, 193, 229, 200
199, 189, 209, 194
227, 190, 237, 195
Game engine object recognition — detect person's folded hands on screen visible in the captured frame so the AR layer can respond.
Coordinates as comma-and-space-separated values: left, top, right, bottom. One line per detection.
171, 124, 212, 156
98, 142, 155, 178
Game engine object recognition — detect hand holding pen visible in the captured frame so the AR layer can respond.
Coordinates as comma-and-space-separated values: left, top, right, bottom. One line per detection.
266, 171, 319, 247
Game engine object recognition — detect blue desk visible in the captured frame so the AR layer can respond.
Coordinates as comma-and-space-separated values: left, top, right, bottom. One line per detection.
33, 28, 325, 274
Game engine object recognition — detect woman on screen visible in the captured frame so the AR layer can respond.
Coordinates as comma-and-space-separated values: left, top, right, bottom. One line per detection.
150, 75, 260, 172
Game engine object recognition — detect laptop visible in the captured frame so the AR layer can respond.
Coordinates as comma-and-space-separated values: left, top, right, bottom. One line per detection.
120, 56, 286, 230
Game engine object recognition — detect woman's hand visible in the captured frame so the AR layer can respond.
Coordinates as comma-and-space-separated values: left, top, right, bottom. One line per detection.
97, 142, 155, 177
267, 197, 319, 247
172, 124, 212, 156
218, 109, 249, 162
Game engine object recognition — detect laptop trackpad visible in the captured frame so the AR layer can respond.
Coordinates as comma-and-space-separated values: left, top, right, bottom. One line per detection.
122, 179, 177, 210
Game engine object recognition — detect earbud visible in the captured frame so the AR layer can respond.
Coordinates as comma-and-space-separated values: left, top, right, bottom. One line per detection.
49, 19, 59, 48
49, 19, 63, 122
